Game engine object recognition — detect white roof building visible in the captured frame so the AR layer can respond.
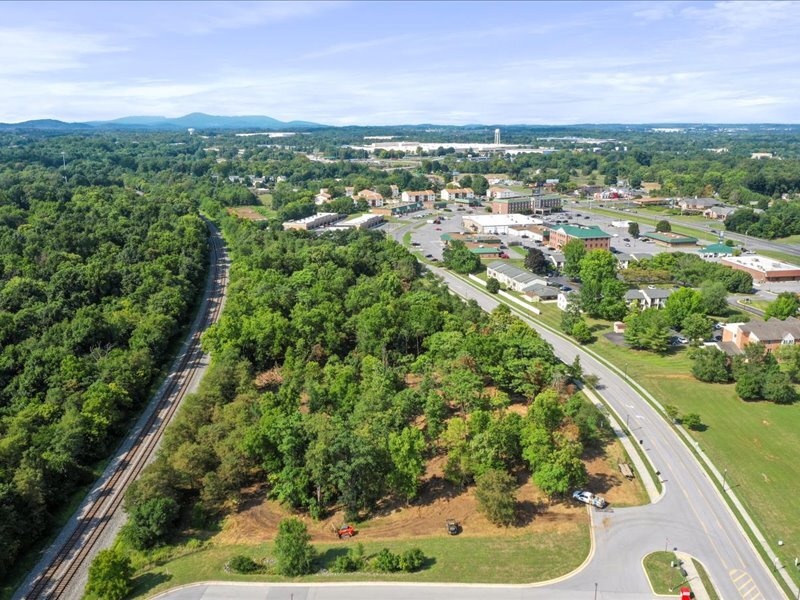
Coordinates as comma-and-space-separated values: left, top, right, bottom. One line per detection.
462, 213, 542, 234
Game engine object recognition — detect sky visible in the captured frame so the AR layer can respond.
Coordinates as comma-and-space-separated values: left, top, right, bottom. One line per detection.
1, 0, 799, 125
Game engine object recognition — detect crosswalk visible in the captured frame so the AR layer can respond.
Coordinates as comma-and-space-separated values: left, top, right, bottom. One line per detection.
730, 568, 764, 599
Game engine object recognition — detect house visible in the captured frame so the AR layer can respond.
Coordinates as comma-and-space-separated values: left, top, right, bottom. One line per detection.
531, 193, 562, 215
723, 317, 800, 351
750, 152, 775, 160
614, 253, 635, 269
390, 185, 400, 198
641, 232, 699, 247
624, 288, 675, 309
703, 206, 737, 220
698, 243, 734, 258
677, 198, 718, 212
314, 188, 332, 205
357, 189, 385, 207
548, 224, 611, 251
549, 252, 566, 270
523, 284, 560, 302
557, 291, 575, 311
487, 187, 520, 199
486, 261, 548, 292
721, 255, 800, 283
345, 186, 355, 197
401, 190, 436, 204
441, 187, 475, 201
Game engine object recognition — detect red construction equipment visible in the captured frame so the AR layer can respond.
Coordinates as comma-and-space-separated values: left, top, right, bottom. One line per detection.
336, 524, 356, 539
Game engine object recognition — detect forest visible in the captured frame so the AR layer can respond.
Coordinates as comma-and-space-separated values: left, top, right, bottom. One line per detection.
119, 218, 601, 554
0, 136, 211, 578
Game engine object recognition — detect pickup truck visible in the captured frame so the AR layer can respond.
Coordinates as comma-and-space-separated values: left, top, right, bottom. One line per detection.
572, 490, 608, 509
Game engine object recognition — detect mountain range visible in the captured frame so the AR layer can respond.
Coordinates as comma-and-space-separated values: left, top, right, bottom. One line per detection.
0, 112, 324, 131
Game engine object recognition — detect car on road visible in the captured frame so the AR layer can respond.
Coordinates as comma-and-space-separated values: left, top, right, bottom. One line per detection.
411, 242, 420, 246
435, 227, 442, 231
584, 216, 591, 219
679, 587, 692, 600
425, 254, 433, 258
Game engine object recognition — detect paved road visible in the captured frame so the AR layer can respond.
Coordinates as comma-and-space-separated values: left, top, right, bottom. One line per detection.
14, 220, 229, 600
153, 221, 789, 600
576, 202, 800, 258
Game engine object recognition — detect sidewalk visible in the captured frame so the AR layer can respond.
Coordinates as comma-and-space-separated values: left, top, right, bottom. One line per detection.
674, 552, 711, 600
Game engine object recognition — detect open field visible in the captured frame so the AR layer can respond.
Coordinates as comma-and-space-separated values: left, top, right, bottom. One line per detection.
227, 205, 271, 221
128, 523, 591, 599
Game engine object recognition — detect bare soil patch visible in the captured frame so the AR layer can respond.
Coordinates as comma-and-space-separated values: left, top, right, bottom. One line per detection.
228, 206, 268, 221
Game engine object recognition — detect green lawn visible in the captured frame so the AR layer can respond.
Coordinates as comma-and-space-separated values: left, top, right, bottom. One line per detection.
692, 558, 721, 600
128, 525, 590, 599
643, 551, 688, 594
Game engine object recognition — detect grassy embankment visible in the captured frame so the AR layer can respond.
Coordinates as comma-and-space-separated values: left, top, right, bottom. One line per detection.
642, 551, 689, 594
127, 524, 590, 599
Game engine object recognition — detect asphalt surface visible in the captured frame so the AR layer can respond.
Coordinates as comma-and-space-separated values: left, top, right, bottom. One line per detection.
153, 217, 789, 600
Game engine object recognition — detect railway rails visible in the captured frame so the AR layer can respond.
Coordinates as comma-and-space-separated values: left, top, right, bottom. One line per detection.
19, 221, 229, 600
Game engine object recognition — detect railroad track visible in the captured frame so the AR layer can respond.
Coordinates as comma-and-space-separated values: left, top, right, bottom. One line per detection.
21, 222, 229, 600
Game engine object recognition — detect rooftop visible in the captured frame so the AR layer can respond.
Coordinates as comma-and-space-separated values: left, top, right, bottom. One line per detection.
554, 224, 611, 239
642, 231, 698, 244
738, 317, 800, 341
699, 243, 734, 255
721, 255, 800, 272
463, 214, 542, 227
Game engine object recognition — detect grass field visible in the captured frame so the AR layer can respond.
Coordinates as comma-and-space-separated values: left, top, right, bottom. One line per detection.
128, 525, 591, 598
692, 558, 721, 600
642, 551, 687, 594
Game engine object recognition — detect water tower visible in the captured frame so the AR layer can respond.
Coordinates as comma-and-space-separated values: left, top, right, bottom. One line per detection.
494, 128, 501, 145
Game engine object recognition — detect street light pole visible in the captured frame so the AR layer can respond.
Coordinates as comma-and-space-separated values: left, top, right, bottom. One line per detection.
594, 582, 598, 599
665, 537, 669, 552
721, 468, 728, 492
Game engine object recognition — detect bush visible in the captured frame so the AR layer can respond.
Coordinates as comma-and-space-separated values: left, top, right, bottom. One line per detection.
399, 548, 426, 572
681, 413, 703, 430
372, 548, 401, 572
486, 277, 500, 294
330, 543, 365, 573
228, 554, 260, 574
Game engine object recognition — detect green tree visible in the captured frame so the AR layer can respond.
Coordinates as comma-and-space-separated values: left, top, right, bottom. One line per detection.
524, 247, 548, 275
691, 347, 731, 383
443, 240, 481, 274
486, 277, 501, 294
762, 370, 797, 405
628, 222, 640, 238
682, 313, 711, 341
474, 468, 517, 526
764, 292, 800, 321
85, 548, 133, 600
664, 287, 704, 329
624, 309, 670, 353
123, 495, 179, 549
655, 219, 671, 233
562, 239, 586, 278
700, 280, 729, 315
571, 320, 593, 343
533, 437, 588, 497
388, 427, 426, 502
274, 517, 316, 576
681, 413, 703, 430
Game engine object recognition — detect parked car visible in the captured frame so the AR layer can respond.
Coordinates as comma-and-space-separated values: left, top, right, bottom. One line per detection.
584, 216, 591, 219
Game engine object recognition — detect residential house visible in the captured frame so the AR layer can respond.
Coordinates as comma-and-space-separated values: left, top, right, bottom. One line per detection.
390, 185, 400, 198
357, 189, 385, 207
549, 252, 566, 270
441, 187, 475, 201
614, 253, 635, 269
624, 288, 675, 309
722, 317, 800, 352
487, 187, 520, 199
485, 261, 548, 292
677, 197, 718, 213
557, 291, 575, 311
314, 188, 332, 205
703, 206, 737, 220
523, 284, 560, 302
401, 190, 436, 204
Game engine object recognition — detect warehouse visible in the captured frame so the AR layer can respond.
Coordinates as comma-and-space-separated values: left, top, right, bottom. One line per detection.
283, 212, 342, 231
721, 255, 800, 282
462, 213, 541, 234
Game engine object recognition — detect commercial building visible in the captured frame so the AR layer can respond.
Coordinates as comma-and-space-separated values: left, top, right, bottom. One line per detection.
722, 317, 800, 352
491, 197, 532, 214
486, 261, 548, 292
441, 187, 475, 202
721, 255, 800, 282
698, 243, 734, 258
548, 224, 611, 251
370, 201, 423, 216
462, 213, 542, 235
507, 224, 550, 242
338, 213, 384, 230
641, 231, 698, 247
531, 193, 562, 215
283, 212, 342, 231
401, 190, 436, 204
624, 288, 675, 309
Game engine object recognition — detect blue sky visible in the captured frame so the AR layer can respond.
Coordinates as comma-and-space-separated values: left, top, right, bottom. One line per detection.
1, 1, 798, 124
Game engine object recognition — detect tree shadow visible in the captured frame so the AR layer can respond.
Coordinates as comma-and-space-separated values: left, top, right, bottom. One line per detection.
130, 571, 172, 597
317, 547, 349, 569
514, 499, 547, 527
586, 472, 620, 495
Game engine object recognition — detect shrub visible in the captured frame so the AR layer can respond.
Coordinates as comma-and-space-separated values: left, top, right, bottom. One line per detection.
681, 413, 703, 430
228, 554, 260, 574
475, 468, 517, 526
399, 548, 426, 572
85, 548, 133, 600
274, 517, 316, 576
486, 277, 501, 294
330, 543, 365, 573
372, 548, 401, 572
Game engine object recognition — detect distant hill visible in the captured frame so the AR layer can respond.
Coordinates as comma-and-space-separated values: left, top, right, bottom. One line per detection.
0, 113, 324, 131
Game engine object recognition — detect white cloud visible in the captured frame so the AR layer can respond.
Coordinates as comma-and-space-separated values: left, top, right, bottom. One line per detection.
0, 27, 126, 76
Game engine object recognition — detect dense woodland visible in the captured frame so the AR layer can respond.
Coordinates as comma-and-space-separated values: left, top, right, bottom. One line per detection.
120, 219, 601, 553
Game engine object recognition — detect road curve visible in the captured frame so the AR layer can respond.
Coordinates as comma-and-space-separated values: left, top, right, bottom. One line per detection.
14, 218, 229, 600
